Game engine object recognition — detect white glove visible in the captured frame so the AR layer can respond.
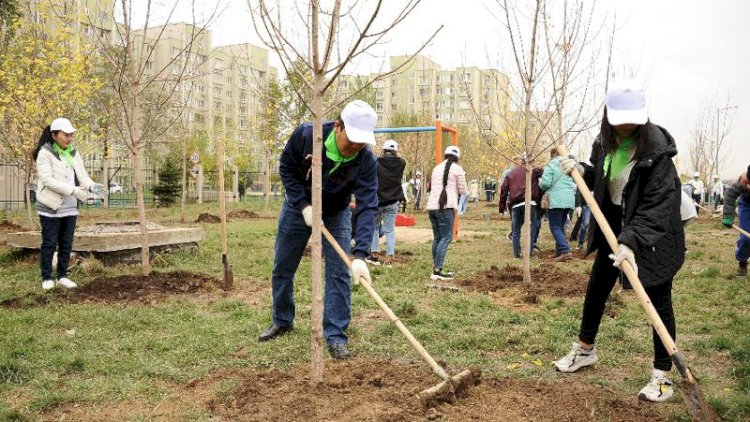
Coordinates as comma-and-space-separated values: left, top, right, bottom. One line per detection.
609, 244, 637, 275
89, 183, 106, 194
350, 258, 371, 286
575, 207, 582, 218
301, 205, 313, 227
73, 187, 89, 202
560, 155, 584, 176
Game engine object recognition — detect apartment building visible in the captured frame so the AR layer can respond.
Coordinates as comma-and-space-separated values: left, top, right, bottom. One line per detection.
24, 0, 115, 43
371, 55, 509, 131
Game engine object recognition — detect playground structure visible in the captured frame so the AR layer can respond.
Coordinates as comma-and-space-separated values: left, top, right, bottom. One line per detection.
374, 119, 461, 236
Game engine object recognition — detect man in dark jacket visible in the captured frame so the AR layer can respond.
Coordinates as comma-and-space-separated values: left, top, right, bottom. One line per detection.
722, 167, 750, 277
499, 158, 543, 258
258, 100, 379, 360
367, 140, 406, 265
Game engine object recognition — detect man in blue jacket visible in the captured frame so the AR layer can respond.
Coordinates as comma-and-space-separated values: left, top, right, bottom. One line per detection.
258, 100, 378, 360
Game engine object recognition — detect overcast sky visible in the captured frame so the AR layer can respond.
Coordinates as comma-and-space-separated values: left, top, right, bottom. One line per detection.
166, 0, 750, 179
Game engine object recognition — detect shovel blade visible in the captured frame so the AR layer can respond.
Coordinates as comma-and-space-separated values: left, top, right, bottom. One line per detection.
678, 379, 716, 422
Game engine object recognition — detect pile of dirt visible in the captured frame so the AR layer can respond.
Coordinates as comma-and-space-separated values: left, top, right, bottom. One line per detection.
203, 359, 669, 422
457, 264, 588, 297
227, 209, 261, 219
0, 271, 220, 308
0, 220, 26, 232
195, 213, 221, 223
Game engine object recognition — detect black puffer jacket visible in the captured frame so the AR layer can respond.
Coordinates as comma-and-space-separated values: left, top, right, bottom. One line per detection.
377, 152, 406, 206
582, 124, 685, 288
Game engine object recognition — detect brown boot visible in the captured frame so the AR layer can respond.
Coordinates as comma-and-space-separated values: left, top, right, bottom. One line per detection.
554, 252, 574, 262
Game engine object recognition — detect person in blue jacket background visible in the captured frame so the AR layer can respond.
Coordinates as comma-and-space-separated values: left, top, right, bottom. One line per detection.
258, 100, 379, 360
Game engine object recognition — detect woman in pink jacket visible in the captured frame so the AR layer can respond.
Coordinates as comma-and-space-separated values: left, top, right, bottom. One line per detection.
426, 146, 468, 280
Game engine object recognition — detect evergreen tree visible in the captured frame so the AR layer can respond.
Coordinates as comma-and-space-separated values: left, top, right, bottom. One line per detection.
153, 156, 182, 206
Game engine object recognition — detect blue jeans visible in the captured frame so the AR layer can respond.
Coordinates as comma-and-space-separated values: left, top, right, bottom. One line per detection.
511, 205, 539, 258
271, 202, 352, 345
428, 209, 454, 270
577, 205, 591, 247
547, 208, 572, 254
371, 202, 398, 256
737, 197, 750, 262
39, 215, 77, 281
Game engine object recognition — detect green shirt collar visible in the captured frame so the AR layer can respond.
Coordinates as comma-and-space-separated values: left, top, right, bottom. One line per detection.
324, 130, 357, 176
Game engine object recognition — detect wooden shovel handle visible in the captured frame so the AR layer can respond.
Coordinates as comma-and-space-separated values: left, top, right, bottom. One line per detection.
320, 226, 450, 381
557, 146, 685, 364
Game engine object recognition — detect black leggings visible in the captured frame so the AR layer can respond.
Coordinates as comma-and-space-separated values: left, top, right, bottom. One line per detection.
579, 248, 676, 371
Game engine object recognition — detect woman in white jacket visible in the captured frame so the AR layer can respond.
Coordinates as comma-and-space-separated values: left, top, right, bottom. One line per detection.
33, 118, 102, 290
426, 146, 468, 280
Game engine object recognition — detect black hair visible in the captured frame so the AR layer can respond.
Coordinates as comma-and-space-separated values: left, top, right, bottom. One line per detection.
438, 154, 459, 210
600, 107, 651, 160
33, 126, 58, 160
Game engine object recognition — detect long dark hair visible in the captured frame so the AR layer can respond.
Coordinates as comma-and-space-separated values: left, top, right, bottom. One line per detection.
438, 154, 459, 209
33, 126, 57, 160
600, 107, 652, 160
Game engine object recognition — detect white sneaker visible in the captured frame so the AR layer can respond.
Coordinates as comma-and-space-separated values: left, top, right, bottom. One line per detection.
638, 369, 674, 402
42, 279, 55, 290
554, 342, 598, 373
56, 277, 78, 289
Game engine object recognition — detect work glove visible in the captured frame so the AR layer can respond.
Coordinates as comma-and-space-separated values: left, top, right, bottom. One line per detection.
722, 217, 734, 228
89, 183, 106, 194
73, 187, 89, 202
609, 244, 637, 276
575, 207, 582, 218
560, 155, 584, 176
301, 205, 313, 227
350, 258, 371, 286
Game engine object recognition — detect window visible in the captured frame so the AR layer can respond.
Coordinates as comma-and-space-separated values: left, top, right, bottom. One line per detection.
239, 104, 247, 115
145, 60, 153, 71
419, 88, 430, 96
375, 103, 383, 111
213, 87, 222, 96
239, 91, 247, 101
239, 119, 246, 128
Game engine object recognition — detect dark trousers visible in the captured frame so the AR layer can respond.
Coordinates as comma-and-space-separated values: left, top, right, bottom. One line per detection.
579, 248, 676, 371
39, 215, 77, 281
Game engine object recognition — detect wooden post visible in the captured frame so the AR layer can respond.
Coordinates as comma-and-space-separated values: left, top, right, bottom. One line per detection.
197, 165, 203, 204
232, 166, 239, 203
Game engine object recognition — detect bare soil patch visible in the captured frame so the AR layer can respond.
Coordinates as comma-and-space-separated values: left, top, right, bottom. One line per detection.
200, 359, 669, 422
195, 213, 221, 223
0, 271, 221, 308
227, 209, 277, 220
0, 220, 27, 232
457, 264, 589, 297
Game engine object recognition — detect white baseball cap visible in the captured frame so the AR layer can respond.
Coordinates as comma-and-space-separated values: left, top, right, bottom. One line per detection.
694, 172, 700, 177
340, 100, 377, 145
383, 139, 398, 151
606, 80, 648, 126
444, 145, 461, 159
50, 118, 76, 133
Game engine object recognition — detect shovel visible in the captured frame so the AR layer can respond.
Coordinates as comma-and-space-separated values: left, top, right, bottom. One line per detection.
696, 203, 750, 240
558, 145, 715, 422
217, 139, 233, 290
320, 226, 480, 407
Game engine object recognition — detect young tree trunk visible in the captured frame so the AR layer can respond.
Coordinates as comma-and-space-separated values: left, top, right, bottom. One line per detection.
522, 163, 535, 292
310, 74, 325, 385
24, 165, 35, 229
133, 146, 150, 276
180, 136, 187, 223
263, 147, 271, 211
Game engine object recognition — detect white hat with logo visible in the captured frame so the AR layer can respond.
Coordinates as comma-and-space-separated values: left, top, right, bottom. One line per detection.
50, 118, 76, 133
444, 145, 461, 159
341, 100, 377, 145
383, 139, 398, 151
606, 80, 648, 126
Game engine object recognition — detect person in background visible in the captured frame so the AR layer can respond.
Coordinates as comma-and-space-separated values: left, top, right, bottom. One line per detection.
554, 80, 685, 403
34, 118, 104, 291
499, 157, 543, 259
722, 166, 750, 277
412, 171, 423, 210
711, 174, 724, 211
426, 146, 468, 280
688, 172, 704, 214
574, 188, 591, 251
469, 179, 479, 202
540, 147, 576, 262
399, 177, 411, 213
258, 100, 378, 360
484, 177, 493, 202
367, 139, 406, 266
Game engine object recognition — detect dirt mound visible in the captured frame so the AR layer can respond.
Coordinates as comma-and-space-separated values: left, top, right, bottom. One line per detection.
195, 213, 221, 223
0, 220, 26, 232
457, 264, 588, 297
227, 209, 261, 219
203, 359, 668, 422
0, 271, 220, 308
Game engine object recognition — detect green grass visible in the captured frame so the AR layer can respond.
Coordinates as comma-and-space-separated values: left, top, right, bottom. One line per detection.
0, 203, 748, 420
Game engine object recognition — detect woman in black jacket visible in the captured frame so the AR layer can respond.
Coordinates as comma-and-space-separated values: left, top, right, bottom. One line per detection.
554, 81, 685, 403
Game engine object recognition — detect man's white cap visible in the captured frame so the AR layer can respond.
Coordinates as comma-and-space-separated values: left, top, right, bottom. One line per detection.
341, 100, 377, 145
383, 139, 398, 151
444, 145, 461, 159
606, 80, 648, 126
50, 118, 76, 133
416, 170, 422, 176
713, 174, 720, 179
694, 172, 700, 177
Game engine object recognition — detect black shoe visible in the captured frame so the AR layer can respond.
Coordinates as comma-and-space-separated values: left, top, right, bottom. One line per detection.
258, 324, 293, 342
365, 255, 381, 266
328, 343, 350, 359
430, 269, 454, 280
738, 261, 748, 278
